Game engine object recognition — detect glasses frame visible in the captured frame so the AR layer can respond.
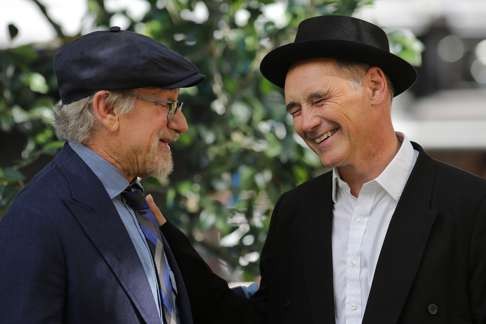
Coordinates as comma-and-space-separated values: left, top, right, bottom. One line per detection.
126, 93, 184, 120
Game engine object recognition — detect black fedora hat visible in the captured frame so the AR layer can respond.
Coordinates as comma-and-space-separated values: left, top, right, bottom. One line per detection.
260, 15, 416, 96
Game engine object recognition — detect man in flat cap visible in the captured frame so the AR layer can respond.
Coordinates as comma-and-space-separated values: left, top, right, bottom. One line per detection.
0, 27, 203, 324
154, 15, 486, 324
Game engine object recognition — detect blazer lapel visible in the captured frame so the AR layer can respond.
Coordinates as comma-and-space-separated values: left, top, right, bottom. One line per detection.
363, 149, 438, 324
298, 173, 336, 324
56, 145, 161, 324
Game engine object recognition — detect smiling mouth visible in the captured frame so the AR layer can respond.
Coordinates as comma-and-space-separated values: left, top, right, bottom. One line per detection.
314, 128, 339, 144
159, 139, 171, 148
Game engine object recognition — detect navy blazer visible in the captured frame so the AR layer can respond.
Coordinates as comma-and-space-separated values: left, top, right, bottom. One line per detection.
0, 144, 193, 324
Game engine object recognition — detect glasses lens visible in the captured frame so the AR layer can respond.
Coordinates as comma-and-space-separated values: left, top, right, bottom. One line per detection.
168, 101, 183, 118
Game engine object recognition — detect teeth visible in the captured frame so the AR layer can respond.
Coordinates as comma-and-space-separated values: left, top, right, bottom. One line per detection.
315, 129, 337, 143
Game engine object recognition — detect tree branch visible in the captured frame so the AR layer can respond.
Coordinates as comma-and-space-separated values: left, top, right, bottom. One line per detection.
31, 0, 65, 39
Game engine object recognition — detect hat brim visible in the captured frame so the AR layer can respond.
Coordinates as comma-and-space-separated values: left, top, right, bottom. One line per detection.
260, 40, 416, 96
166, 71, 205, 89
59, 71, 206, 104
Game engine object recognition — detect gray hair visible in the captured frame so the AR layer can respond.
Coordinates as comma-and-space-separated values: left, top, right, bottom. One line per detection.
335, 59, 395, 97
53, 91, 135, 143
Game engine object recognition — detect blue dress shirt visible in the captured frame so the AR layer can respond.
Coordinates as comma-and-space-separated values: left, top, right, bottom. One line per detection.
69, 142, 163, 321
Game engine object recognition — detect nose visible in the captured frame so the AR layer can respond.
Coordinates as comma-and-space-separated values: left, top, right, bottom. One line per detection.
168, 110, 189, 134
300, 109, 320, 133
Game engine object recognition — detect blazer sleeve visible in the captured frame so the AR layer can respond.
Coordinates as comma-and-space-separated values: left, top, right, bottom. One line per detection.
160, 192, 292, 324
0, 204, 65, 324
161, 221, 262, 324
470, 196, 486, 323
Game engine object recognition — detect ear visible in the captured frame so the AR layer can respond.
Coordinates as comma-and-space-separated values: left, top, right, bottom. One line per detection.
91, 90, 119, 132
365, 67, 389, 105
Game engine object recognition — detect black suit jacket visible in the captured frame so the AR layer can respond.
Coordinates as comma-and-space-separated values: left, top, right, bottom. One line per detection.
0, 144, 193, 324
162, 145, 486, 324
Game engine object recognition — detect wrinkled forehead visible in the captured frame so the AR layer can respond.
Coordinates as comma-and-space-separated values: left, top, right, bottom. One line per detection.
283, 58, 349, 99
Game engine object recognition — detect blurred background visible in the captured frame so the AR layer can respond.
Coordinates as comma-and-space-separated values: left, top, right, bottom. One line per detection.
1, 0, 485, 282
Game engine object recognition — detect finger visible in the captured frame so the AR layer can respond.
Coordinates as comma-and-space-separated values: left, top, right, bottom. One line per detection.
145, 194, 167, 225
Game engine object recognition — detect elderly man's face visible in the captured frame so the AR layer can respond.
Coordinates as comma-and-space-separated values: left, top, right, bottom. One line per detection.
115, 88, 187, 181
284, 58, 371, 169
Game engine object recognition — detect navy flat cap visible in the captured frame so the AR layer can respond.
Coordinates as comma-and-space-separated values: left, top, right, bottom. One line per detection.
54, 26, 204, 104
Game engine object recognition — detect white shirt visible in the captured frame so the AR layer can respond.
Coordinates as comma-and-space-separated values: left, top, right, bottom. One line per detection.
331, 136, 419, 324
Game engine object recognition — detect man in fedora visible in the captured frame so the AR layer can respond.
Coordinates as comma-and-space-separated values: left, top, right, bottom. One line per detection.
0, 27, 204, 324
155, 15, 486, 323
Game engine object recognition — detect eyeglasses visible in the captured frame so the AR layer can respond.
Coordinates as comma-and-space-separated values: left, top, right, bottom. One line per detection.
127, 93, 184, 120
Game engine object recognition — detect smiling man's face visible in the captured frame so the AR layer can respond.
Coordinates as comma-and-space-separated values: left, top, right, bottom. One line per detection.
284, 58, 372, 169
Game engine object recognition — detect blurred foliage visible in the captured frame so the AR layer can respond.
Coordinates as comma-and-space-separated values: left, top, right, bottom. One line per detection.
0, 0, 422, 280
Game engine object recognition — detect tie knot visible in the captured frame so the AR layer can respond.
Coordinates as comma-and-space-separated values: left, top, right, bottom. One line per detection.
121, 181, 147, 211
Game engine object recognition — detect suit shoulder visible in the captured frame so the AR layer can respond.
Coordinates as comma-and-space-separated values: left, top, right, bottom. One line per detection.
426, 158, 486, 217
283, 171, 332, 198
6, 159, 69, 217
433, 159, 486, 192
271, 171, 332, 216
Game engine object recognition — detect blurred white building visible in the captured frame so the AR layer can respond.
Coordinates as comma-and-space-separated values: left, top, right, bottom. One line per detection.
356, 0, 486, 176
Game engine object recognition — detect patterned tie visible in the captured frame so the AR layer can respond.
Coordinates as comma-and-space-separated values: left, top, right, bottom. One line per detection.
122, 181, 178, 324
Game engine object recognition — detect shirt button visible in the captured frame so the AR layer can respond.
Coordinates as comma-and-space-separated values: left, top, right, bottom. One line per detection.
427, 303, 439, 315
351, 259, 358, 266
351, 304, 358, 311
355, 217, 362, 223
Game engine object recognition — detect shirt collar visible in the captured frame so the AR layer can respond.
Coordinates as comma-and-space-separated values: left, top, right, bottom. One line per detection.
374, 134, 416, 201
332, 169, 347, 202
331, 134, 417, 202
69, 141, 128, 199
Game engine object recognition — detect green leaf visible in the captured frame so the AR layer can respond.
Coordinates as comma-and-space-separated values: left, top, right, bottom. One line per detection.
2, 167, 24, 182
11, 45, 38, 62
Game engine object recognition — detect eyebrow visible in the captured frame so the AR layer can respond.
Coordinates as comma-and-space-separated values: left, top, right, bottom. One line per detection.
285, 89, 331, 112
285, 101, 299, 112
306, 90, 330, 104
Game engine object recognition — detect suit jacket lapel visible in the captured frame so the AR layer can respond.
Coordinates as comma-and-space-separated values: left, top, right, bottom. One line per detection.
55, 145, 161, 324
363, 148, 438, 324
298, 173, 336, 324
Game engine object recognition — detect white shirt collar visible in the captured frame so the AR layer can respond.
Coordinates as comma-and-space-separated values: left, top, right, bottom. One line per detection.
332, 170, 347, 203
332, 133, 417, 202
